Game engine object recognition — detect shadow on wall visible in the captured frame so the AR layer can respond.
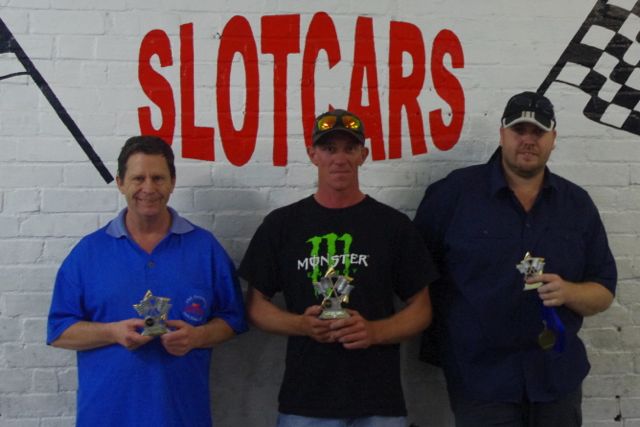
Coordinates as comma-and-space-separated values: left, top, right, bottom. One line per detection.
210, 294, 455, 427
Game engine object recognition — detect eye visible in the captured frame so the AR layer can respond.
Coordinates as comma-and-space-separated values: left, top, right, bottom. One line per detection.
346, 144, 359, 153
322, 145, 336, 153
511, 124, 527, 134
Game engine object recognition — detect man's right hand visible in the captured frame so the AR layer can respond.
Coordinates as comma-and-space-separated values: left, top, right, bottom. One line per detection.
110, 319, 154, 350
51, 319, 153, 351
300, 306, 334, 343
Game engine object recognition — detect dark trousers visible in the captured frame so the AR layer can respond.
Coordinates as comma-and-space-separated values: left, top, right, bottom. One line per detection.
451, 388, 582, 427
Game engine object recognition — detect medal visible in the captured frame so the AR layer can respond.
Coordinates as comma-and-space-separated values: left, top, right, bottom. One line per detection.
538, 320, 556, 351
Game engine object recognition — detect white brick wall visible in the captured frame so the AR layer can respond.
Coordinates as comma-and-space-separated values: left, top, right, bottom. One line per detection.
1, 1, 639, 426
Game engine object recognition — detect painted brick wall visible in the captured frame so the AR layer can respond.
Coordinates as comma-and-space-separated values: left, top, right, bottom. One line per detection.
0, 1, 638, 426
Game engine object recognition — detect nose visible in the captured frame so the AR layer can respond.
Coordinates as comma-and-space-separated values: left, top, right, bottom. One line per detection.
140, 177, 154, 191
330, 148, 348, 161
519, 131, 539, 145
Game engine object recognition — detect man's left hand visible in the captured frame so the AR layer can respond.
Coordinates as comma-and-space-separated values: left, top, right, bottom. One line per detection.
160, 320, 200, 356
329, 310, 377, 350
534, 273, 575, 307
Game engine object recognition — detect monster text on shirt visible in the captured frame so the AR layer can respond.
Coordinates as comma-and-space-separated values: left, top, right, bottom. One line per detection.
296, 232, 370, 284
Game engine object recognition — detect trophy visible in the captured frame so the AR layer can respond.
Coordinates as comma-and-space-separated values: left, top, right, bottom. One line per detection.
133, 290, 172, 336
516, 253, 558, 350
313, 266, 355, 320
516, 252, 545, 291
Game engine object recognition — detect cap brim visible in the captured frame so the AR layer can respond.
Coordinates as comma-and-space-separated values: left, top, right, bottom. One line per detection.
502, 113, 555, 132
313, 128, 365, 145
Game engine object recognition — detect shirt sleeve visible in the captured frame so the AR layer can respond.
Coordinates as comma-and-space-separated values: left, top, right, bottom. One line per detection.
237, 213, 283, 298
392, 215, 440, 301
583, 196, 617, 294
47, 253, 86, 345
209, 243, 249, 334
413, 178, 457, 268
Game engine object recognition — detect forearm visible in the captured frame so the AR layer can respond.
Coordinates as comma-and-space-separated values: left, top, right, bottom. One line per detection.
51, 321, 117, 351
246, 287, 312, 336
191, 318, 237, 348
370, 287, 432, 345
564, 281, 614, 316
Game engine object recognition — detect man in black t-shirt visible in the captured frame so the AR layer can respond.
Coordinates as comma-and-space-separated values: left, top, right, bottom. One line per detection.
239, 109, 438, 427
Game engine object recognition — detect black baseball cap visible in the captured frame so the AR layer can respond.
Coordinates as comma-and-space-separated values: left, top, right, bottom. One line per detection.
312, 109, 366, 145
501, 91, 556, 131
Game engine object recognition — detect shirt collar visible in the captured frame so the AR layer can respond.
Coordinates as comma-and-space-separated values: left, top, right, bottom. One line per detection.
487, 147, 558, 197
106, 206, 194, 238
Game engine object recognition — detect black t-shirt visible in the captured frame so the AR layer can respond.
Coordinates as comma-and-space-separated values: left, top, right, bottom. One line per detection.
239, 195, 438, 418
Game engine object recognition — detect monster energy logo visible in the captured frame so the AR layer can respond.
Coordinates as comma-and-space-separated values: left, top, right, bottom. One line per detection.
297, 232, 369, 283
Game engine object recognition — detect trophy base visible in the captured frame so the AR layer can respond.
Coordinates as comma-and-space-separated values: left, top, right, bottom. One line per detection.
523, 282, 543, 291
141, 325, 168, 336
319, 309, 350, 320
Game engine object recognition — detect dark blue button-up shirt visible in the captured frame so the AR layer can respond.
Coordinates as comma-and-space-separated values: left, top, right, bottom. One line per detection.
414, 149, 617, 403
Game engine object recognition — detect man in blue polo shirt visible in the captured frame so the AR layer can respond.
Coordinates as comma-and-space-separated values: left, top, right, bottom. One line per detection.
414, 91, 617, 427
47, 135, 247, 426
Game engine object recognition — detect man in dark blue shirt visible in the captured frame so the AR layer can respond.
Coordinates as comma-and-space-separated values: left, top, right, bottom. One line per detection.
414, 91, 617, 427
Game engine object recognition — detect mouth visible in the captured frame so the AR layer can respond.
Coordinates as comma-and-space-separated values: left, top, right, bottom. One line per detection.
517, 151, 538, 157
136, 197, 162, 204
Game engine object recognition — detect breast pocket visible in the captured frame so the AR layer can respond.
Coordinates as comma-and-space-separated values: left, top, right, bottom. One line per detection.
446, 228, 519, 288
543, 227, 586, 281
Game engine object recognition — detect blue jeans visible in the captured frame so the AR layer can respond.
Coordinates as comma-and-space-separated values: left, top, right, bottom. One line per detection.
276, 413, 407, 427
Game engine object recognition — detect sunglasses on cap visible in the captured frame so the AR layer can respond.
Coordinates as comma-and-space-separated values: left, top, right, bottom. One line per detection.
312, 109, 366, 145
316, 112, 362, 132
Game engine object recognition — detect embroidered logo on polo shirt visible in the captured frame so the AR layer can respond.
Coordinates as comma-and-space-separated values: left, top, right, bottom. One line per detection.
182, 295, 207, 323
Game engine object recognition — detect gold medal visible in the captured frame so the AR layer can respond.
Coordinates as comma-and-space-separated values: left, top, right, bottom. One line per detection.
538, 321, 556, 350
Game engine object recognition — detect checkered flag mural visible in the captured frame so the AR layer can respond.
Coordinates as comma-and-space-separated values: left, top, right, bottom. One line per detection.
539, 0, 640, 135
0, 18, 113, 183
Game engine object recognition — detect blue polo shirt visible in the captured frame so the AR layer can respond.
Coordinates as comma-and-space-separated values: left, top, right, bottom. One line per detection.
413, 149, 616, 403
47, 208, 247, 426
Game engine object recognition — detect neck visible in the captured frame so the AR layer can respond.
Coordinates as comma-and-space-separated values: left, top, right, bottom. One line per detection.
503, 170, 544, 212
125, 209, 172, 253
313, 189, 366, 209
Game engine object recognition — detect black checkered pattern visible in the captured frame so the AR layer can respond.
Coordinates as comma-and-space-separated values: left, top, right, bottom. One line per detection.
539, 0, 640, 134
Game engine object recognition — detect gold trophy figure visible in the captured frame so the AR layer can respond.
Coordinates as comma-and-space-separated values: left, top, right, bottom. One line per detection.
133, 290, 172, 336
516, 252, 546, 291
313, 266, 355, 320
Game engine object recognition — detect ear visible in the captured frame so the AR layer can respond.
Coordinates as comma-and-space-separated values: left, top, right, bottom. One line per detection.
307, 145, 319, 165
115, 176, 125, 194
359, 146, 369, 165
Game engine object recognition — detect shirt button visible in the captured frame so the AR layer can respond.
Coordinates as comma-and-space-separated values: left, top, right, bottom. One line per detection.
147, 261, 155, 268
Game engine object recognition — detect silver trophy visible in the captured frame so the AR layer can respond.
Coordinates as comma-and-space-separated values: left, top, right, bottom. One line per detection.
516, 252, 545, 291
313, 266, 355, 320
133, 290, 172, 336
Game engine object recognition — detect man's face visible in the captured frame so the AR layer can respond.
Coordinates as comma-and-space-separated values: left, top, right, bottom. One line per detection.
499, 122, 556, 179
116, 153, 175, 221
307, 134, 369, 193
